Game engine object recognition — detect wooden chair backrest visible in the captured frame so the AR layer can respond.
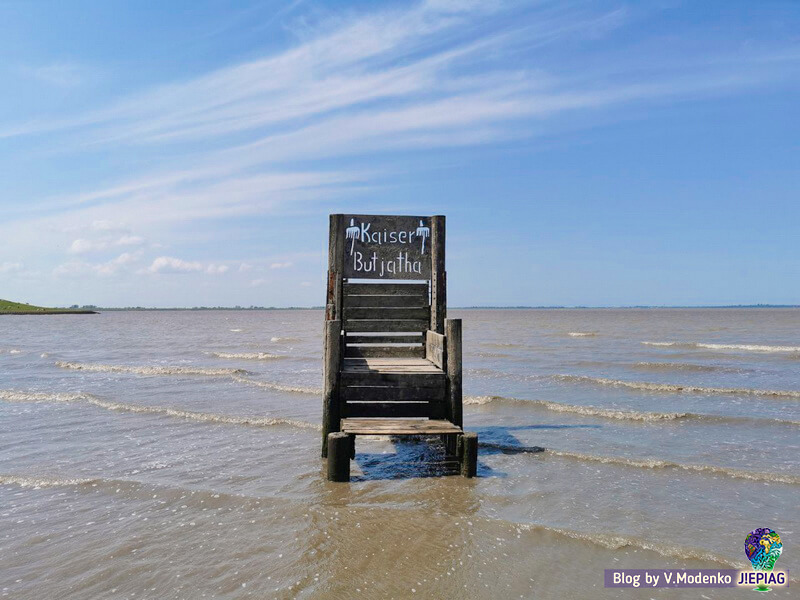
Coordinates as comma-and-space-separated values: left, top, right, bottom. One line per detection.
342, 282, 430, 358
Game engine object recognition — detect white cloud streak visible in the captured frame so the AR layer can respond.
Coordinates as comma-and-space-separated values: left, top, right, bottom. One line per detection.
144, 256, 229, 275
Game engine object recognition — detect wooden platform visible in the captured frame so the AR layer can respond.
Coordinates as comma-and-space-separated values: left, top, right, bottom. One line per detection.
342, 357, 442, 373
341, 418, 462, 435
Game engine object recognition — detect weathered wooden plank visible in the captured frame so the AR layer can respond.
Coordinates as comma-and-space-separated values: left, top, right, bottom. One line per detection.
345, 307, 430, 320
343, 367, 441, 375
341, 386, 444, 401
342, 357, 440, 370
345, 283, 428, 296
345, 334, 423, 344
430, 216, 446, 333
326, 215, 345, 321
425, 330, 445, 369
340, 418, 462, 435
344, 402, 432, 418
343, 359, 439, 368
341, 372, 445, 387
344, 357, 433, 365
346, 295, 428, 308
446, 318, 462, 428
343, 319, 429, 332
343, 346, 425, 359
322, 319, 342, 458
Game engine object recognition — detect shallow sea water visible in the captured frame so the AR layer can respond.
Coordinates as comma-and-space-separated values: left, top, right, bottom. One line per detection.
1, 309, 798, 598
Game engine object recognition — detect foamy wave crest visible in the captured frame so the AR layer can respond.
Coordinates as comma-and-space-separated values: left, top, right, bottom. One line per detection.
0, 474, 98, 488
553, 374, 800, 398
568, 332, 596, 337
0, 390, 87, 403
466, 395, 689, 421
515, 523, 745, 569
55, 361, 246, 377
643, 341, 800, 353
270, 336, 300, 343
232, 374, 322, 395
209, 352, 283, 361
465, 394, 800, 425
547, 450, 800, 484
633, 362, 730, 372
0, 389, 320, 431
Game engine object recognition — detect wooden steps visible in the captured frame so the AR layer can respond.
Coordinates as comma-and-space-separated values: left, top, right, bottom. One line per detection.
341, 418, 462, 435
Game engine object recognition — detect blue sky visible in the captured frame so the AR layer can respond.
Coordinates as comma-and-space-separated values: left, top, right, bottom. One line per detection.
1, 0, 798, 307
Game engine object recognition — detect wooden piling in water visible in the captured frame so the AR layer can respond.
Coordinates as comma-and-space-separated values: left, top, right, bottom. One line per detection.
327, 432, 352, 482
445, 318, 462, 456
460, 432, 478, 478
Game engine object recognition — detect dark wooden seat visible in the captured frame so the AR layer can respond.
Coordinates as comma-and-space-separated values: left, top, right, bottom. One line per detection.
321, 214, 477, 481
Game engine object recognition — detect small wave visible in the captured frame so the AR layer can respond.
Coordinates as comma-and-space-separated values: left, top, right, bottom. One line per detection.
232, 374, 321, 395
270, 336, 300, 343
55, 361, 246, 377
0, 389, 320, 431
553, 374, 800, 399
546, 449, 800, 485
208, 352, 283, 361
0, 390, 87, 403
632, 362, 730, 372
515, 522, 745, 569
0, 474, 98, 488
230, 328, 243, 332
464, 394, 800, 426
568, 332, 596, 337
643, 341, 800, 353
465, 395, 689, 421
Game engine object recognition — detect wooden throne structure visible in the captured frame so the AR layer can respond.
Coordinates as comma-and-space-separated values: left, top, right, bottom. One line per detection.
322, 214, 477, 482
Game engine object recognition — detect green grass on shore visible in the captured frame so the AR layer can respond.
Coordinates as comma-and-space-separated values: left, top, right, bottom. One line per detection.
0, 299, 96, 314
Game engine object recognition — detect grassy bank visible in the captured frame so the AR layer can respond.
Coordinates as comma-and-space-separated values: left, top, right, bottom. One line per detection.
0, 299, 97, 315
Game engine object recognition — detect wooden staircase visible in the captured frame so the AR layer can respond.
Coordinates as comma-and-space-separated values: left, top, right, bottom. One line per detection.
322, 215, 477, 481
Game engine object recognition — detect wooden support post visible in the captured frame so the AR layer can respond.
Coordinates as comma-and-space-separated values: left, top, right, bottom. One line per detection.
321, 319, 342, 458
326, 214, 344, 321
430, 216, 446, 334
446, 318, 462, 428
327, 432, 352, 482
460, 432, 478, 478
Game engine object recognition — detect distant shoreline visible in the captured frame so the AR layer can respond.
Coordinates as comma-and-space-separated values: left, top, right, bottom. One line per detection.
0, 310, 98, 315
17, 304, 795, 312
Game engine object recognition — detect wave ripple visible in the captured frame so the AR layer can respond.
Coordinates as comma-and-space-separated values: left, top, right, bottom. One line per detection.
553, 374, 800, 399
55, 361, 246, 377
0, 389, 320, 431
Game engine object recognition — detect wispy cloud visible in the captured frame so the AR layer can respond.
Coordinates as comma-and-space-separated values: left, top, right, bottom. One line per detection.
69, 235, 145, 254
0, 262, 23, 273
143, 256, 229, 275
18, 62, 95, 88
53, 251, 142, 278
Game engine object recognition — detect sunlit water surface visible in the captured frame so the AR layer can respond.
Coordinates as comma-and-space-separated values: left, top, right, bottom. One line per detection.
1, 309, 798, 599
